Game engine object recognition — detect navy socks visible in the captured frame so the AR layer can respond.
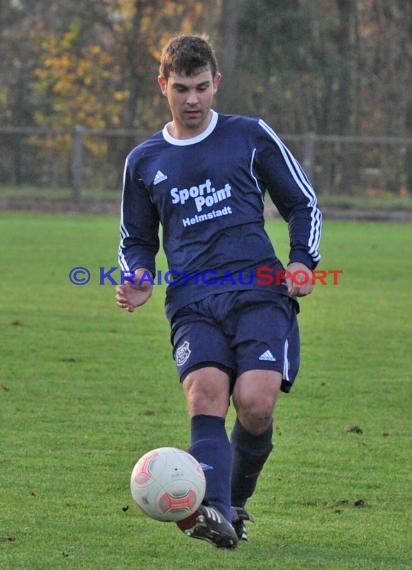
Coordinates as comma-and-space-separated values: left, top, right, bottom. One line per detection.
188, 415, 274, 519
188, 414, 232, 521
230, 418, 273, 508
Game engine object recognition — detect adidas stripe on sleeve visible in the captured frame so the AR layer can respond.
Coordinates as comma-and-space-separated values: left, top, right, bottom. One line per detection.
256, 119, 322, 269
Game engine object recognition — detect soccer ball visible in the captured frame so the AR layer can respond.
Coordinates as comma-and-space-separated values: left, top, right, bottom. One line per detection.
130, 447, 206, 522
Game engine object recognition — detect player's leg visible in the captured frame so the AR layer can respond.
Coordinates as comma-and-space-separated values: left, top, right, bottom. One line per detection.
177, 367, 238, 548
228, 294, 300, 539
171, 303, 238, 547
183, 366, 232, 520
231, 369, 282, 510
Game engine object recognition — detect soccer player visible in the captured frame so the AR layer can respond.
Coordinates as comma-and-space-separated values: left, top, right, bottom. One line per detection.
116, 34, 322, 549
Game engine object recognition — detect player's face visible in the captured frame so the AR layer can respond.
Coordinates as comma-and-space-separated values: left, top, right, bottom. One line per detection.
158, 67, 221, 139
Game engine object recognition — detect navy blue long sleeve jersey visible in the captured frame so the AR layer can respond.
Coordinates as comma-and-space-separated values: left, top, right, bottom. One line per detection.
119, 111, 322, 320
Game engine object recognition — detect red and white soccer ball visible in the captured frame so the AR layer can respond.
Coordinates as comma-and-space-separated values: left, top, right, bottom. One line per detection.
130, 447, 206, 522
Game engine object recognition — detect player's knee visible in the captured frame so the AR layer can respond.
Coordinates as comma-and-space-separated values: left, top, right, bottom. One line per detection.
235, 394, 276, 435
186, 385, 229, 416
233, 371, 281, 433
183, 369, 230, 417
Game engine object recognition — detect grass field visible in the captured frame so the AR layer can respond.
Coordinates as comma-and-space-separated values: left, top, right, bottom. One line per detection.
1, 212, 411, 569
2, 184, 412, 212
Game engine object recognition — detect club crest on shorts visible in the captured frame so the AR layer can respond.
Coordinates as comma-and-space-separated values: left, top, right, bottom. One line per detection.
175, 340, 191, 366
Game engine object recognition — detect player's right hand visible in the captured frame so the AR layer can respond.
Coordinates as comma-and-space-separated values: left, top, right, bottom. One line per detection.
115, 268, 153, 312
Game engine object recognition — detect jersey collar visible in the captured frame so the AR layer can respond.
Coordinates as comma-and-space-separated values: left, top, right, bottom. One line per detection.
162, 110, 218, 146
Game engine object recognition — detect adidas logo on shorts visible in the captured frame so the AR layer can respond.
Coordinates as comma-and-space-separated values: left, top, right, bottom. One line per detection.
258, 350, 276, 362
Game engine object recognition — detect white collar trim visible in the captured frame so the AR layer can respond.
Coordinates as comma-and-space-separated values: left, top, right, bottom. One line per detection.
162, 110, 218, 146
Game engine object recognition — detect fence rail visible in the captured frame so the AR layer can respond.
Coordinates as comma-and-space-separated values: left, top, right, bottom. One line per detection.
1, 126, 411, 203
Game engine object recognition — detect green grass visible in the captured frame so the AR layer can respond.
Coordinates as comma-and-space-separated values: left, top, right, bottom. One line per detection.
0, 213, 411, 569
317, 193, 412, 211
0, 185, 120, 202
2, 184, 412, 212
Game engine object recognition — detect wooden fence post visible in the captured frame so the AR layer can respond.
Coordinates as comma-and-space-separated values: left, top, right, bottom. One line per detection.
303, 132, 316, 183
71, 125, 85, 205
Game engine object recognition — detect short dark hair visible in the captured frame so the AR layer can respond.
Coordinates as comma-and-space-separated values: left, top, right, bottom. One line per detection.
159, 34, 219, 80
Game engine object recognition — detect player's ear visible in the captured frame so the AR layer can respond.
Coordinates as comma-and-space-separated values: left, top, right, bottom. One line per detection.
158, 75, 167, 96
213, 72, 222, 94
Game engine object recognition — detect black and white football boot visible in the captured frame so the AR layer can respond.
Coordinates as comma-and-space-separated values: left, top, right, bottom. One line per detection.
176, 503, 238, 549
231, 506, 255, 542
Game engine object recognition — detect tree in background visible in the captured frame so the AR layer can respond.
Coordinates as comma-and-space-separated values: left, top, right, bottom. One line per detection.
230, 0, 411, 193
0, 0, 410, 193
27, 0, 219, 131
6, 0, 220, 187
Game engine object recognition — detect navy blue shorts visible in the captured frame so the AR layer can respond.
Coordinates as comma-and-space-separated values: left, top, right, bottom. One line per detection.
170, 290, 300, 393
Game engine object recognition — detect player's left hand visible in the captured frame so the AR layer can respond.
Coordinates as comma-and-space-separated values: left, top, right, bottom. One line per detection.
286, 262, 313, 297
115, 268, 153, 312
